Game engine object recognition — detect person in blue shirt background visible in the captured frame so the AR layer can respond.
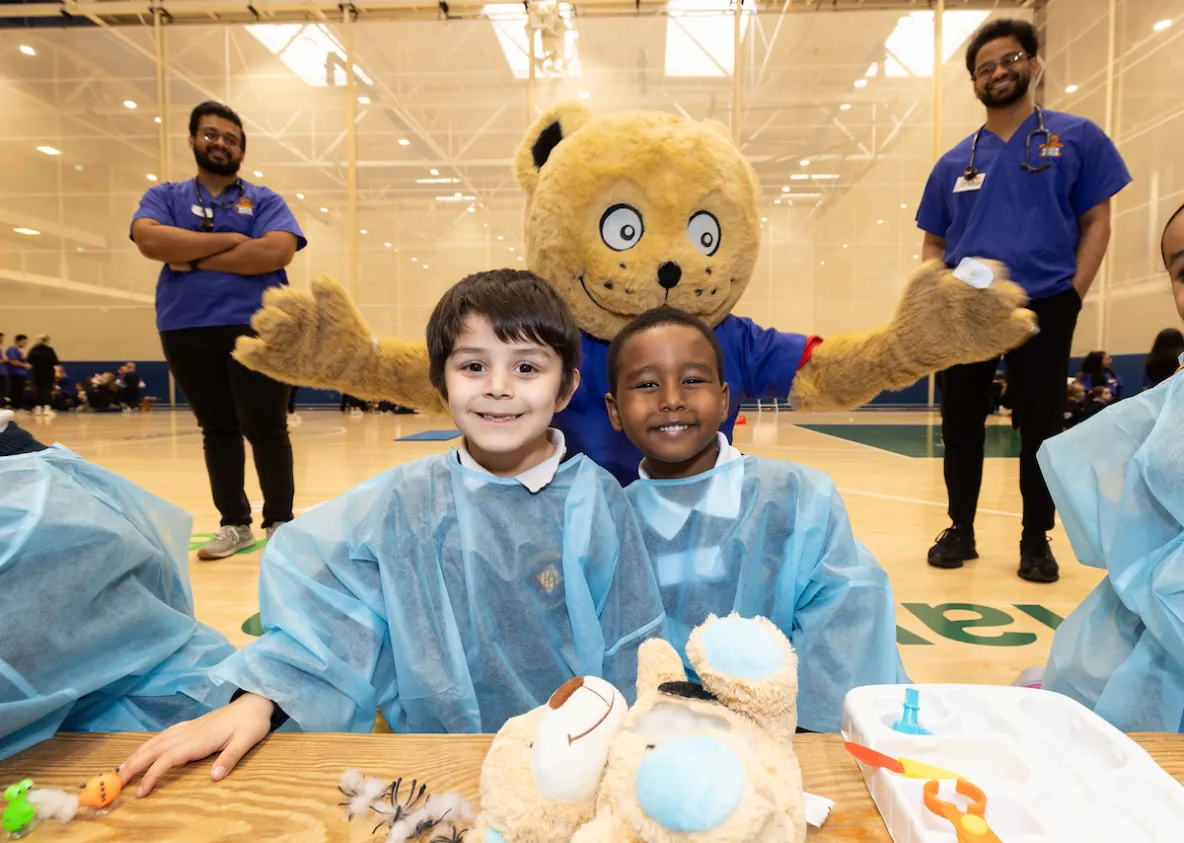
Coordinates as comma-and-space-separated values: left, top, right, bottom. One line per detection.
917, 19, 1131, 584
1075, 350, 1122, 399
5, 335, 30, 412
132, 101, 307, 560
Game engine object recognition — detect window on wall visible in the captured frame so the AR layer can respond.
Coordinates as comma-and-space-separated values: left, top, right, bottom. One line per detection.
884, 11, 989, 77
664, 0, 754, 78
244, 23, 373, 87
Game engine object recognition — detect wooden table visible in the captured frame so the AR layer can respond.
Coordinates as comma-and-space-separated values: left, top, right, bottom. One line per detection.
2, 733, 1183, 841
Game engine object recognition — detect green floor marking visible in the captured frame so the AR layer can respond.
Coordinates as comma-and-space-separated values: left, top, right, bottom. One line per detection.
1013, 604, 1065, 631
902, 602, 1037, 647
798, 424, 1021, 459
189, 533, 266, 554
242, 613, 264, 637
897, 625, 934, 646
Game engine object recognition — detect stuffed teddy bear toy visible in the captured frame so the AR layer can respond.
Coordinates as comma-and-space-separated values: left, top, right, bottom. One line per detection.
233, 104, 1035, 484
468, 614, 803, 843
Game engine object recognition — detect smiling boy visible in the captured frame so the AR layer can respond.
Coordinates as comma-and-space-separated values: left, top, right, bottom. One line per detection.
120, 270, 665, 795
605, 307, 905, 732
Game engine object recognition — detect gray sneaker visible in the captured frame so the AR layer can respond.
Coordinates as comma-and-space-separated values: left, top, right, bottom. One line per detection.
197, 525, 257, 560
265, 522, 288, 541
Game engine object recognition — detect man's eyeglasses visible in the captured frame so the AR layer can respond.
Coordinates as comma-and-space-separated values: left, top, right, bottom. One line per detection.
198, 128, 242, 149
973, 51, 1028, 81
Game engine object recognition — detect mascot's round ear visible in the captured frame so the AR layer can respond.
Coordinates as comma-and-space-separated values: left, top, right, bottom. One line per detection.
514, 102, 594, 194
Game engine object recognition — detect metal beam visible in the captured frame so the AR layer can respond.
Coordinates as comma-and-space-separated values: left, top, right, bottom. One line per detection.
1, 268, 154, 304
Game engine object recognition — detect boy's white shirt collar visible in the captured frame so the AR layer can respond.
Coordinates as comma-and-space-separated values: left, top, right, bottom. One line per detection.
637, 432, 741, 480
456, 428, 566, 493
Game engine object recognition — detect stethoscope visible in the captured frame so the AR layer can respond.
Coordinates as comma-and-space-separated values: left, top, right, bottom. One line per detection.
963, 106, 1052, 182
193, 177, 243, 233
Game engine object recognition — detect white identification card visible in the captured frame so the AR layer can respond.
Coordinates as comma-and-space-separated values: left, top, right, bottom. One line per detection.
190, 204, 213, 218
953, 257, 994, 289
953, 173, 985, 193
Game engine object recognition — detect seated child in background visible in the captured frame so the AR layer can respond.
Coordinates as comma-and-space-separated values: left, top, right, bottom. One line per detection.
1062, 380, 1086, 428
1081, 385, 1112, 422
121, 270, 665, 795
1038, 203, 1184, 732
604, 307, 906, 733
0, 411, 235, 760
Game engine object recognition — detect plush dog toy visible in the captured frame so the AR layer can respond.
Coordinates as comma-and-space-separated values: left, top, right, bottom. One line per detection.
234, 104, 1035, 483
468, 614, 803, 843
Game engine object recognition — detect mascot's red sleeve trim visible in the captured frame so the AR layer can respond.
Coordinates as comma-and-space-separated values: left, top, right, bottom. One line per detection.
799, 336, 824, 370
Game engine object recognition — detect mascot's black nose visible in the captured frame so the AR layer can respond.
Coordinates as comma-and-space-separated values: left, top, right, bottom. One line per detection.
658, 262, 682, 289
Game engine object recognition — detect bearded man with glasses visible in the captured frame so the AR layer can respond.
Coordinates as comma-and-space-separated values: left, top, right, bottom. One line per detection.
915, 19, 1130, 584
131, 101, 307, 559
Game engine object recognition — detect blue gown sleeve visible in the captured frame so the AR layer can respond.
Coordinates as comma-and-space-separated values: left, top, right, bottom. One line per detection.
1039, 377, 1184, 731
0, 446, 235, 761
571, 464, 666, 700
209, 472, 399, 733
778, 466, 908, 732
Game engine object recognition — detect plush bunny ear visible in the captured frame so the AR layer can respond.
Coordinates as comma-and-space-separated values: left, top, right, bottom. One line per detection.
514, 102, 594, 194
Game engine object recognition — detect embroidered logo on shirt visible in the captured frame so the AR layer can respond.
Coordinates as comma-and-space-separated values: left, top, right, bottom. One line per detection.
1039, 134, 1064, 159
237, 196, 254, 215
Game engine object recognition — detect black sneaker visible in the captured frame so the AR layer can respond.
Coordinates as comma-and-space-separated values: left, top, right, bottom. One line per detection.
927, 525, 978, 569
1018, 536, 1059, 583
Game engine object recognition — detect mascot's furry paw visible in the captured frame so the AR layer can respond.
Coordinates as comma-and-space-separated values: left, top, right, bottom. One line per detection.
890, 259, 1036, 373
233, 276, 375, 388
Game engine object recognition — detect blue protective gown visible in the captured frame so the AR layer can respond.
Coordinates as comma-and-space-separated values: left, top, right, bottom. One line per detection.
1039, 370, 1184, 731
0, 446, 236, 760
211, 452, 666, 734
626, 455, 907, 732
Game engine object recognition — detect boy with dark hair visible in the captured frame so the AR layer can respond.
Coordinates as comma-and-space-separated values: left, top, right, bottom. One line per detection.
121, 269, 665, 795
605, 306, 905, 732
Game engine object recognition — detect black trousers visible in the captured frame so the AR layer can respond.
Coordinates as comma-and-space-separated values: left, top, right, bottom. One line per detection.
161, 325, 294, 528
0, 375, 7, 407
940, 287, 1082, 537
8, 376, 26, 411
33, 373, 53, 407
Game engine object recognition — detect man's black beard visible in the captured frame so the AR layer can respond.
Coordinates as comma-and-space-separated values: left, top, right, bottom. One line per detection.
978, 72, 1031, 109
194, 147, 241, 177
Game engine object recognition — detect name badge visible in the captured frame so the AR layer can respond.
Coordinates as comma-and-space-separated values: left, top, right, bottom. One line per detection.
953, 257, 994, 289
191, 204, 213, 218
953, 173, 985, 193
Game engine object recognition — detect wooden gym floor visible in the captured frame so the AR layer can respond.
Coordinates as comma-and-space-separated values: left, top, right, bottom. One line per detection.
23, 407, 1103, 687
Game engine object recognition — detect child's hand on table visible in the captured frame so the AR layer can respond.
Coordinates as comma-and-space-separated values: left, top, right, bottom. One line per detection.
118, 692, 275, 796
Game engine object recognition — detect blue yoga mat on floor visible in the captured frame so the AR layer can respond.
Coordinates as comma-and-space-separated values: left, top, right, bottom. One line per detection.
395, 430, 462, 442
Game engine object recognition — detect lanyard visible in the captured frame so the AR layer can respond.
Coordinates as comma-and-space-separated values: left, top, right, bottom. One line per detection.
193, 178, 243, 232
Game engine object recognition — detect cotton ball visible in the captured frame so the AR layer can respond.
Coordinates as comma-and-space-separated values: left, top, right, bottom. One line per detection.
427, 791, 475, 824
28, 789, 81, 823
339, 769, 390, 819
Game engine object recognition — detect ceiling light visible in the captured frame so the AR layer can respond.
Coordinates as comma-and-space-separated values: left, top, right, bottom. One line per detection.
761, 217, 767, 222
147, 174, 158, 181
865, 62, 878, 77
1065, 84, 1079, 94
423, 265, 429, 269
358, 95, 370, 104
253, 170, 263, 178
839, 103, 852, 111
467, 206, 476, 212
811, 174, 840, 180
430, 168, 439, 176
384, 242, 392, 247
781, 186, 789, 192
1153, 19, 1173, 32
123, 100, 137, 109
154, 116, 161, 123
842, 243, 849, 249
877, 219, 884, 224
398, 138, 410, 146
412, 257, 418, 262
799, 159, 810, 166
74, 164, 83, 172
360, 229, 367, 235
854, 79, 868, 89
416, 178, 460, 184
517, 256, 523, 261
900, 203, 907, 208
791, 174, 809, 181
578, 90, 591, 99
774, 199, 781, 205
14, 227, 40, 236
820, 261, 825, 266
913, 254, 920, 260
497, 235, 503, 241
19, 45, 35, 56
508, 247, 515, 252
320, 207, 329, 213
36, 146, 61, 156
296, 192, 304, 199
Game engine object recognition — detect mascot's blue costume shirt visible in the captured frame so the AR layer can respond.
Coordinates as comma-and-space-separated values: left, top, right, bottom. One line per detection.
559, 315, 814, 485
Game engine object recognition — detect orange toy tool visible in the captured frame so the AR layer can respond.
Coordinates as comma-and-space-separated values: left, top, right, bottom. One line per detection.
843, 741, 962, 781
923, 779, 1004, 842
78, 771, 122, 809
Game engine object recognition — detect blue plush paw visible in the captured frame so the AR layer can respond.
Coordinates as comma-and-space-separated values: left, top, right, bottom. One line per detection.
637, 735, 746, 832
700, 615, 783, 680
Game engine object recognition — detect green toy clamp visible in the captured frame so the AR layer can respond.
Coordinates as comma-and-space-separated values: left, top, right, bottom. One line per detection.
2, 779, 36, 836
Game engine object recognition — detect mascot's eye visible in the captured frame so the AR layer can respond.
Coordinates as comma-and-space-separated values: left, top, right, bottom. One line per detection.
688, 211, 721, 257
600, 204, 644, 252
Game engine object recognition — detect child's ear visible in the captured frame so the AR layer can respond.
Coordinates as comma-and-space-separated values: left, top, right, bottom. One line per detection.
605, 392, 624, 433
554, 369, 581, 413
718, 381, 730, 421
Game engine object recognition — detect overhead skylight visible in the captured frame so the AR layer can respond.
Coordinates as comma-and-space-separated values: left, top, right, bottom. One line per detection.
883, 11, 989, 78
665, 0, 754, 78
245, 23, 373, 87
484, 3, 581, 79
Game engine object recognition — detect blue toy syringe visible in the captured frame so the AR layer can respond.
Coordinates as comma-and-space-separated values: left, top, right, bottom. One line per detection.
892, 687, 932, 736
